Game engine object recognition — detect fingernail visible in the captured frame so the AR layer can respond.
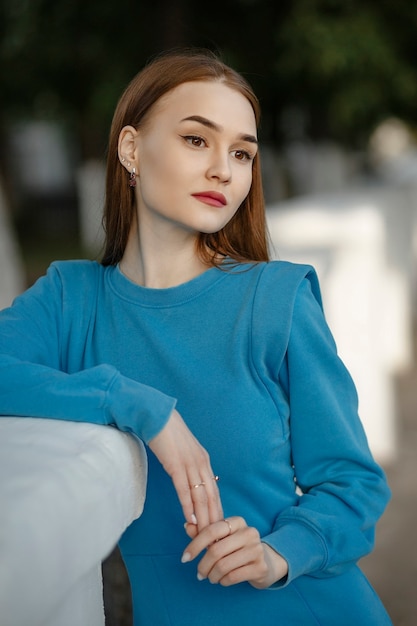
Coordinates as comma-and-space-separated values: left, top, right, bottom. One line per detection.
181, 552, 191, 563
197, 572, 206, 581
191, 513, 197, 525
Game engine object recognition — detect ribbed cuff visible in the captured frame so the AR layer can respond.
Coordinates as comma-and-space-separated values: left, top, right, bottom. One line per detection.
262, 520, 327, 587
106, 370, 177, 444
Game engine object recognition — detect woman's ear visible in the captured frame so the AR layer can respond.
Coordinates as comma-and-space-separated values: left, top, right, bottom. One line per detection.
118, 125, 139, 172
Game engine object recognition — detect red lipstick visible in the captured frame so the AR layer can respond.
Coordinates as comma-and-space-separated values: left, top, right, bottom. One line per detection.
192, 191, 227, 207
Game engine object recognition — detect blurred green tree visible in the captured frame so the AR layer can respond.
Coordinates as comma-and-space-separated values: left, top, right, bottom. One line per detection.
1, 0, 417, 156
274, 0, 417, 144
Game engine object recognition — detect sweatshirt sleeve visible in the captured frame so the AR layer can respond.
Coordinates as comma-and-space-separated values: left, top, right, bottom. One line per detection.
0, 263, 176, 444
260, 270, 391, 586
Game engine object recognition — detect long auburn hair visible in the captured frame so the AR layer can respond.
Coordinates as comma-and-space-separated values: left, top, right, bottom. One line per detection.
101, 49, 270, 266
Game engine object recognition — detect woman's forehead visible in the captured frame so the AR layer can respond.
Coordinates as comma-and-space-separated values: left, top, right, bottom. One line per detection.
147, 80, 257, 133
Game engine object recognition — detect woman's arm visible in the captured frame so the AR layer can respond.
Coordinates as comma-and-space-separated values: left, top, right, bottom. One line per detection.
261, 276, 391, 585
0, 263, 223, 528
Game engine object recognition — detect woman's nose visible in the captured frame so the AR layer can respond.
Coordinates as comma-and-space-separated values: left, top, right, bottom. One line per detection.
206, 151, 232, 183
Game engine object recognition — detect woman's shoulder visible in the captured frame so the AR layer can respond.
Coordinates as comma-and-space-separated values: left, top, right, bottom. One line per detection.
27, 259, 107, 304
246, 261, 324, 366
257, 260, 321, 299
48, 259, 105, 282
249, 259, 324, 319
260, 259, 316, 281
225, 259, 322, 306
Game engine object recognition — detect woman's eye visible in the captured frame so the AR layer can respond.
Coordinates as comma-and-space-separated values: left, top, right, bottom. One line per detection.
183, 135, 206, 147
232, 149, 253, 162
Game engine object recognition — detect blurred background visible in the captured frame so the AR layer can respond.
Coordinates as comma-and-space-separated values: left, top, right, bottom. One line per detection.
0, 0, 416, 624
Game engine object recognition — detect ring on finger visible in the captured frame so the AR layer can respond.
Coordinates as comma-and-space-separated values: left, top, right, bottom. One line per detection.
215, 518, 233, 542
223, 518, 232, 537
190, 475, 219, 489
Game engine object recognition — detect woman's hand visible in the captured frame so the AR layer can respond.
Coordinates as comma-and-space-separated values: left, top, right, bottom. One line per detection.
182, 516, 288, 588
148, 408, 223, 530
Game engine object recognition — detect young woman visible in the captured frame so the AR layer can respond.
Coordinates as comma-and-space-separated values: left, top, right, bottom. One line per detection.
0, 49, 392, 625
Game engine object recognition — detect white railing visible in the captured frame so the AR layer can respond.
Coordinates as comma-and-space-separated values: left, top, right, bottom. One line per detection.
267, 185, 415, 464
0, 417, 147, 626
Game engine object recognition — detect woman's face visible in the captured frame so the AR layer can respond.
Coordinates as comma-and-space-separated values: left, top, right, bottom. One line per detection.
125, 80, 258, 239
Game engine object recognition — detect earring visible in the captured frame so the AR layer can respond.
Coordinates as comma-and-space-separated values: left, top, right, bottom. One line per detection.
120, 157, 125, 163
129, 167, 137, 188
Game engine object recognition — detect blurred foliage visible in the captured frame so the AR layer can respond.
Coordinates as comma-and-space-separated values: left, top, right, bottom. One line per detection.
275, 0, 417, 144
1, 0, 417, 156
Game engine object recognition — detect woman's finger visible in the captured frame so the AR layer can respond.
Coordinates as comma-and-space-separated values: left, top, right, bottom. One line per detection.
184, 522, 199, 539
169, 468, 200, 525
187, 473, 211, 530
204, 474, 223, 525
182, 516, 243, 562
189, 473, 222, 531
200, 527, 264, 584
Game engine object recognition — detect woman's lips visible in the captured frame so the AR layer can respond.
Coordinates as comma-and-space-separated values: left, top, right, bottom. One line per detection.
192, 192, 227, 207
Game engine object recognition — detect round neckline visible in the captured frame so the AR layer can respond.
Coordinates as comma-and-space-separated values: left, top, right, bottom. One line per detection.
106, 263, 227, 307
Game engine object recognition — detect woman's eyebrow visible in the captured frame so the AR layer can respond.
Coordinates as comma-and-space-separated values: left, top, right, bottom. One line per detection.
180, 115, 258, 145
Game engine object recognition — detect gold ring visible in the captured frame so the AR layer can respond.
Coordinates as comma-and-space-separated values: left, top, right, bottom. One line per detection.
214, 518, 233, 543
223, 518, 232, 536
192, 482, 206, 489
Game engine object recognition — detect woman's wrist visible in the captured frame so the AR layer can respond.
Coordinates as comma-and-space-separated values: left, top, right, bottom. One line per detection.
257, 543, 288, 588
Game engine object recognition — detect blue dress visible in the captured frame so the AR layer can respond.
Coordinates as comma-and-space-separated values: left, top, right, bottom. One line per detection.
0, 259, 392, 625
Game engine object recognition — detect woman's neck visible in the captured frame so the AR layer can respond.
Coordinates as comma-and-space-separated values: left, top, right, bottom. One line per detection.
119, 222, 211, 289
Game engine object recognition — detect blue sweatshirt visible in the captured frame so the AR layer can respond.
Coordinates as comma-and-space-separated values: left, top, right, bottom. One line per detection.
0, 259, 391, 625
